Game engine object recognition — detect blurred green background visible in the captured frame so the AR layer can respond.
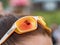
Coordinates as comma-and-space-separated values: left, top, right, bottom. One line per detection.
33, 10, 60, 26
0, 0, 60, 27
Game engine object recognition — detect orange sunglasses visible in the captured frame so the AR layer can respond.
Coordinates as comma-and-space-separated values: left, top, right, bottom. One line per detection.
0, 16, 51, 45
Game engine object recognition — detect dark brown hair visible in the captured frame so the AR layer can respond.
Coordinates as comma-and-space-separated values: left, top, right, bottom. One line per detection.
0, 15, 51, 45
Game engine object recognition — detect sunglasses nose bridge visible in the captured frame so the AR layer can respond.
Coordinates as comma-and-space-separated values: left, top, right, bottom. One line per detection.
33, 16, 38, 21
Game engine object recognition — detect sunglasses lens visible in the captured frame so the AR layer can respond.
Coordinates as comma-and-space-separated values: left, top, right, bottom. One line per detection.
15, 16, 37, 34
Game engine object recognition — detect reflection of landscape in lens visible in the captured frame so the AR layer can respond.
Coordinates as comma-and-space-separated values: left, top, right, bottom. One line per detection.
15, 16, 37, 32
24, 20, 31, 25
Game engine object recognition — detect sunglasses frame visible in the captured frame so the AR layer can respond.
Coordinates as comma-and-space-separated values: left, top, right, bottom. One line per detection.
0, 16, 51, 45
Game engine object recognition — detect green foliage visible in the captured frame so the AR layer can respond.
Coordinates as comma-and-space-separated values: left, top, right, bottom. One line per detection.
33, 10, 60, 26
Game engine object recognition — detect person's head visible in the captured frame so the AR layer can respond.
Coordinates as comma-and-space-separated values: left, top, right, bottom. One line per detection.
9, 0, 30, 9
8, 0, 31, 14
0, 15, 53, 45
9, 0, 30, 7
13, 24, 53, 45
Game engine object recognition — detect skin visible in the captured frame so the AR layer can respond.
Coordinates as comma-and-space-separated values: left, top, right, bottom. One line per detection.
14, 31, 53, 45
12, 26, 53, 45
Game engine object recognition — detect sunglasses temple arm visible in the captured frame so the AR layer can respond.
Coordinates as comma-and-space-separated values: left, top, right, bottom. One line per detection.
0, 24, 16, 45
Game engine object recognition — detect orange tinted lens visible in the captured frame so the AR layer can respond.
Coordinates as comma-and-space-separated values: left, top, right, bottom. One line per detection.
15, 16, 37, 34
